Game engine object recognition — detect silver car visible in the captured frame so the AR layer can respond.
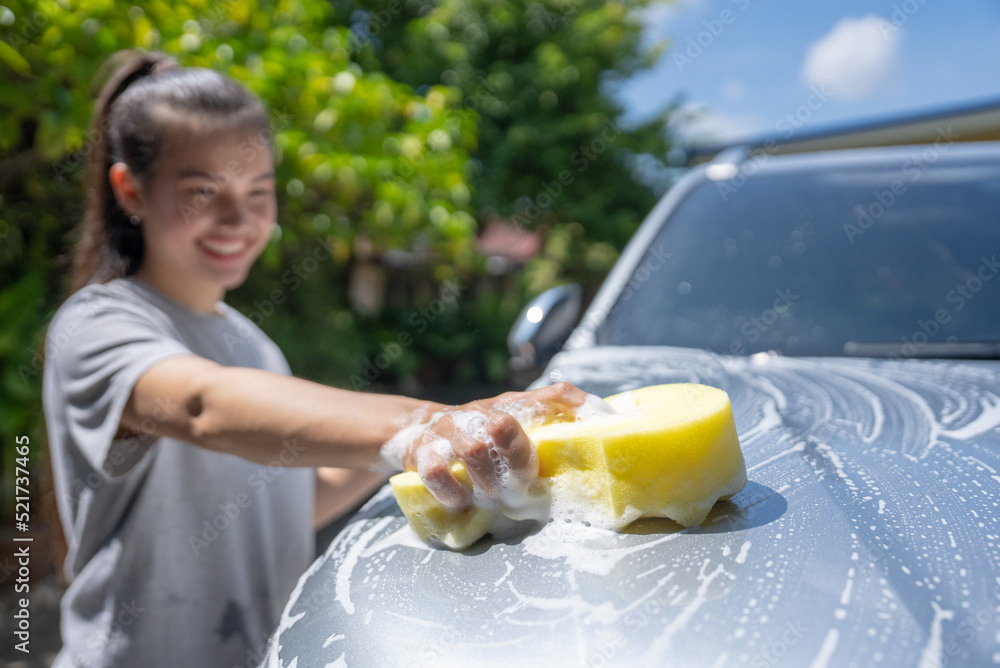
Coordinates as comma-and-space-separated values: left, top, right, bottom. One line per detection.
264, 141, 1000, 667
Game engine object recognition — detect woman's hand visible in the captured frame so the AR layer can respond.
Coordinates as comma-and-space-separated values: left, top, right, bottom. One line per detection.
390, 382, 591, 509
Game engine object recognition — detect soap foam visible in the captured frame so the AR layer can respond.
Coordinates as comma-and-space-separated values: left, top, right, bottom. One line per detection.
492, 399, 549, 431
384, 392, 623, 544
577, 393, 620, 420
478, 392, 619, 530
546, 471, 619, 531
491, 391, 617, 432
490, 393, 627, 536
375, 409, 449, 471
414, 435, 454, 494
448, 409, 551, 526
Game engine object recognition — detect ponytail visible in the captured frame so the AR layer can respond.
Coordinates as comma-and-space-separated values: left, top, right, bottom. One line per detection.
70, 50, 270, 292
71, 51, 176, 292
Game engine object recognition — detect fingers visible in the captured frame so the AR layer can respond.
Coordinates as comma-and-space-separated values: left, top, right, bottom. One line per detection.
412, 430, 469, 510
525, 381, 590, 422
479, 382, 590, 427
536, 381, 590, 405
403, 388, 574, 509
451, 410, 536, 500
485, 410, 534, 471
451, 419, 499, 498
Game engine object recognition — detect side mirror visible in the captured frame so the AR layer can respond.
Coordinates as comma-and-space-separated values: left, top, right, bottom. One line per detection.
507, 284, 582, 374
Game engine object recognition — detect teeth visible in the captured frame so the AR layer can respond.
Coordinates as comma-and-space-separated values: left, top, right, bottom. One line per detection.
202, 240, 245, 255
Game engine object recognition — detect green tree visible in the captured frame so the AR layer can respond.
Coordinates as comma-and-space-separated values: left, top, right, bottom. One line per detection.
344, 0, 676, 293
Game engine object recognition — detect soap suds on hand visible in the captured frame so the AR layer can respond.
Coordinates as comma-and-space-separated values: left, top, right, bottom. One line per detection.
446, 408, 553, 527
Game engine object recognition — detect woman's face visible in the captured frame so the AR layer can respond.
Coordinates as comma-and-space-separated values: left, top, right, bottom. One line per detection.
124, 122, 277, 304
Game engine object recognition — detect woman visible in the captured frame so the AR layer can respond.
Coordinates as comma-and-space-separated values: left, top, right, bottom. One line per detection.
42, 50, 587, 667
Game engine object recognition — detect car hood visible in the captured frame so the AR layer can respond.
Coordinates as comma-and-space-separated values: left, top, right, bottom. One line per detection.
264, 347, 1000, 667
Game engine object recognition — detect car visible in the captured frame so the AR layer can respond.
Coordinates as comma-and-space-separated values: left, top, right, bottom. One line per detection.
262, 139, 1000, 667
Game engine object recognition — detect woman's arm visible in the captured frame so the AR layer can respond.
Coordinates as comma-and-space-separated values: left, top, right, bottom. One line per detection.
121, 354, 442, 467
314, 468, 387, 529
119, 354, 589, 507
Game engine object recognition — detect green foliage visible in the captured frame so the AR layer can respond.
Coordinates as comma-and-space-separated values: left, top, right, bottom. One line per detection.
2, 0, 478, 259
0, 272, 47, 451
346, 0, 676, 287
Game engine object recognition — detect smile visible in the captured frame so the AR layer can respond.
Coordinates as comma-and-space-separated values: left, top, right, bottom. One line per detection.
199, 238, 250, 259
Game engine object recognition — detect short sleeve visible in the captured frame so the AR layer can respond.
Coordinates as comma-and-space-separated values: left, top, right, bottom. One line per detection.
46, 294, 195, 478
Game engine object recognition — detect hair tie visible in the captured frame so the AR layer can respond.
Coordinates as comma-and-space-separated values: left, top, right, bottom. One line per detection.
109, 60, 157, 108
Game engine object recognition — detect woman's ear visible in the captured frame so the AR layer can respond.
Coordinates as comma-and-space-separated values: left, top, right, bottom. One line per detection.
108, 162, 145, 218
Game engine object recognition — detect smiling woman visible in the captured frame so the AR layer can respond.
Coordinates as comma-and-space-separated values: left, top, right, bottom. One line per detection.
93, 66, 278, 315
41, 49, 591, 668
110, 126, 277, 314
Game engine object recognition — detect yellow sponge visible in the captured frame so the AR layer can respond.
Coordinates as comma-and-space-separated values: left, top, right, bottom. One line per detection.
389, 461, 496, 549
533, 383, 747, 528
389, 383, 747, 549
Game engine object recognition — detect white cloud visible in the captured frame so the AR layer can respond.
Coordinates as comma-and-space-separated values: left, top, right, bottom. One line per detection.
801, 15, 901, 101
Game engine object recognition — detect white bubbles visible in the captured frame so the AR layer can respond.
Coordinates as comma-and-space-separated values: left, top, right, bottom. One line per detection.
414, 436, 451, 482
578, 393, 618, 419
383, 393, 641, 546
546, 475, 619, 532
494, 398, 546, 429
450, 410, 490, 444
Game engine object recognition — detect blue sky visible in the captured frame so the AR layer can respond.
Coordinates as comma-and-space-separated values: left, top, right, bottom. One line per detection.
614, 0, 1000, 145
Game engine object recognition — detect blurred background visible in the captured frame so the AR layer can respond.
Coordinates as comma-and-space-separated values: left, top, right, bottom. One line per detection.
1, 0, 998, 664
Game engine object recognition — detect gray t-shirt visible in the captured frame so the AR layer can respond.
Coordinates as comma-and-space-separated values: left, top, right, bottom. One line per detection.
42, 276, 315, 668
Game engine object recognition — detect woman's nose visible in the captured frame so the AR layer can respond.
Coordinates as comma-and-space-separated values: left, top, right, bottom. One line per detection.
215, 193, 248, 226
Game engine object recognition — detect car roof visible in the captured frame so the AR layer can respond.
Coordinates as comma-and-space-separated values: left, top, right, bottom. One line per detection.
706, 139, 1000, 176
685, 96, 1000, 164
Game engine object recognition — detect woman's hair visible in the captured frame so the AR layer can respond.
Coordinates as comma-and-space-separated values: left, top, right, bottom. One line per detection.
70, 50, 272, 292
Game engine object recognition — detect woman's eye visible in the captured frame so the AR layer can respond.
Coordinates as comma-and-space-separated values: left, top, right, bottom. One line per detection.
191, 187, 217, 197
250, 189, 271, 197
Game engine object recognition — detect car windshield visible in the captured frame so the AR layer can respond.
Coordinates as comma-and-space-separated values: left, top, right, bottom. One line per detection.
596, 150, 1000, 357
